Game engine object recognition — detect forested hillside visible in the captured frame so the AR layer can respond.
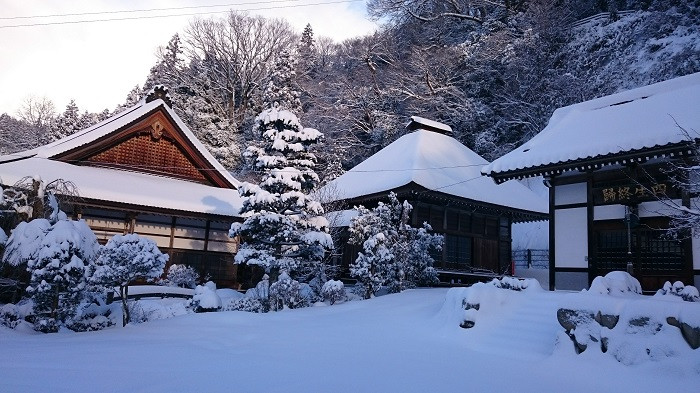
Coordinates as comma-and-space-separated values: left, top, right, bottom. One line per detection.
2, 0, 698, 184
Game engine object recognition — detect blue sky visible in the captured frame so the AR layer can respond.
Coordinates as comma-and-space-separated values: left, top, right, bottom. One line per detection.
0, 0, 377, 116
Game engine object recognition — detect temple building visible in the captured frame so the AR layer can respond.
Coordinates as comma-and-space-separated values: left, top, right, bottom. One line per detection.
483, 72, 700, 292
319, 116, 548, 283
0, 88, 247, 288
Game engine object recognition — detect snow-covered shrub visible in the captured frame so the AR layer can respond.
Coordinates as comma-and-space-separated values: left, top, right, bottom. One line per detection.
160, 264, 199, 289
588, 271, 642, 295
223, 297, 265, 313
269, 271, 303, 311
349, 193, 442, 299
244, 274, 271, 312
298, 282, 316, 307
2, 219, 51, 267
89, 233, 168, 326
654, 281, 699, 302
127, 302, 151, 324
491, 277, 540, 291
189, 283, 222, 312
321, 280, 346, 305
0, 303, 21, 329
1, 219, 52, 302
69, 305, 114, 332
27, 219, 99, 333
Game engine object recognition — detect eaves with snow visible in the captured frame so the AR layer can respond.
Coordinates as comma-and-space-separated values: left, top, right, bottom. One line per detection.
0, 88, 243, 218
482, 72, 700, 183
317, 116, 547, 219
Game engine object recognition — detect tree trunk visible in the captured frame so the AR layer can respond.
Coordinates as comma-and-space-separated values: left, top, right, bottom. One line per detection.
121, 285, 129, 327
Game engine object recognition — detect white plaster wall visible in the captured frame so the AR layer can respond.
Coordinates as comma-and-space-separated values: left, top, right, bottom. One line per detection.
554, 207, 588, 268
555, 183, 587, 206
693, 229, 700, 270
638, 199, 682, 218
594, 204, 625, 221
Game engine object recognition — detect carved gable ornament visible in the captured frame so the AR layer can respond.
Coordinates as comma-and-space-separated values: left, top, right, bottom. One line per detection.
150, 120, 164, 140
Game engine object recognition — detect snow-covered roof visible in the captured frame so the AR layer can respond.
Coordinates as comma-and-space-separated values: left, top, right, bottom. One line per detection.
483, 72, 700, 181
0, 97, 243, 217
318, 129, 547, 215
408, 116, 452, 134
0, 157, 242, 217
325, 209, 359, 228
13, 98, 240, 188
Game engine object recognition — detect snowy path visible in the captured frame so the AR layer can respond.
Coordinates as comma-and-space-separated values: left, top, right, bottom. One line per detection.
466, 291, 561, 359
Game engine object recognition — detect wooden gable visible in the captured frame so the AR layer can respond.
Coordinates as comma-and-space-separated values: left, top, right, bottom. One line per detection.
52, 108, 234, 188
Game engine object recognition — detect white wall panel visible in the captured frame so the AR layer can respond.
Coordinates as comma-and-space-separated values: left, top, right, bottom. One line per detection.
207, 240, 238, 253
638, 199, 682, 218
142, 234, 171, 248
555, 183, 587, 206
554, 207, 588, 268
209, 230, 231, 242
594, 204, 625, 221
173, 227, 206, 239
172, 238, 205, 250
85, 217, 124, 230
134, 223, 171, 236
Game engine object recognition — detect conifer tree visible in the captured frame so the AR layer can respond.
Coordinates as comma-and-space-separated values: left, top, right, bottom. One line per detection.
230, 108, 331, 275
43, 100, 81, 143
230, 55, 331, 280
296, 24, 318, 78
262, 50, 302, 114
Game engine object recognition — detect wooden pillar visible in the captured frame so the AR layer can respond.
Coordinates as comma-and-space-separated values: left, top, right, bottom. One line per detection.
586, 173, 595, 286
548, 177, 556, 291
169, 217, 176, 249
203, 220, 211, 251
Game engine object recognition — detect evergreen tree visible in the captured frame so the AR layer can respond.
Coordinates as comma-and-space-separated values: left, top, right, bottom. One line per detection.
263, 50, 302, 114
296, 24, 318, 78
144, 34, 184, 93
114, 85, 143, 113
43, 100, 81, 143
89, 234, 168, 326
349, 193, 442, 298
230, 104, 331, 279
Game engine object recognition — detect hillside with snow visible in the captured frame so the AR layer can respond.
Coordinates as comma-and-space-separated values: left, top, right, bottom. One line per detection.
565, 6, 700, 99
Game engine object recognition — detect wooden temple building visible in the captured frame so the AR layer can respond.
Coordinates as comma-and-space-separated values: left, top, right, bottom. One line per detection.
319, 116, 548, 283
483, 72, 700, 292
0, 87, 247, 288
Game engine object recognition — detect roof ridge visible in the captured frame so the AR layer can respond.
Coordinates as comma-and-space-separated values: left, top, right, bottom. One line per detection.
38, 100, 148, 158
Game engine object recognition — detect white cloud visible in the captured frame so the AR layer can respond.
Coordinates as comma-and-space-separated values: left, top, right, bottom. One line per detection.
0, 0, 377, 115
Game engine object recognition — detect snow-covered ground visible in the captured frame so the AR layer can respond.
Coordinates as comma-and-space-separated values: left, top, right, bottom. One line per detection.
1, 284, 698, 392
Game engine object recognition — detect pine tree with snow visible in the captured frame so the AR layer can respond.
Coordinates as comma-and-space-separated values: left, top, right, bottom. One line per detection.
230, 99, 331, 283
27, 219, 100, 333
89, 234, 168, 326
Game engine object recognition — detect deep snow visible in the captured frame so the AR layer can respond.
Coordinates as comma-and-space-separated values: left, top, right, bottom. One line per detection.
1, 287, 698, 393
